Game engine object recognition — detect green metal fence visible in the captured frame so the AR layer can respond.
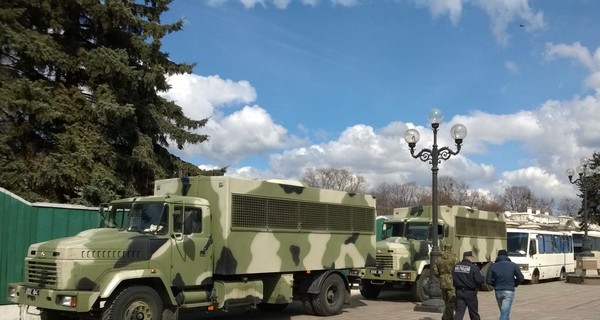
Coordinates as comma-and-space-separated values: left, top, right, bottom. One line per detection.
0, 187, 98, 305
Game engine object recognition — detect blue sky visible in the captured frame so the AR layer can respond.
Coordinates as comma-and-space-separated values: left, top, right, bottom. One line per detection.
159, 0, 600, 206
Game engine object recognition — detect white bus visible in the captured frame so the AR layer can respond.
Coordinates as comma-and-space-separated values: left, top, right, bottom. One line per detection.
506, 228, 575, 283
572, 230, 600, 264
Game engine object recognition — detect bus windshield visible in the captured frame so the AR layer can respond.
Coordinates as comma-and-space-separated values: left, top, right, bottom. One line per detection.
507, 232, 528, 256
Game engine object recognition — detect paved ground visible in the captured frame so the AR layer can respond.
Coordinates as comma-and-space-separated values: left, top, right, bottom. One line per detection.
2, 280, 600, 320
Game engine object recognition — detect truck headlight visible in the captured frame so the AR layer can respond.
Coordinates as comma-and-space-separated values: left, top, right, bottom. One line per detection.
7, 287, 16, 299
58, 295, 77, 308
396, 272, 412, 280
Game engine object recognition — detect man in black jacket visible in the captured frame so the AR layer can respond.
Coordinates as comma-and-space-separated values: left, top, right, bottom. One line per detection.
452, 251, 484, 320
486, 249, 525, 320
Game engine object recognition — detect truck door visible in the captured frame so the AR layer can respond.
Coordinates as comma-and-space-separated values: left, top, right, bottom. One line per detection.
170, 205, 213, 287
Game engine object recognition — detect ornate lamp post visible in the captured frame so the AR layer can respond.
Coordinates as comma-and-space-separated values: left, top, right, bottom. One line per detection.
567, 158, 594, 257
404, 108, 467, 312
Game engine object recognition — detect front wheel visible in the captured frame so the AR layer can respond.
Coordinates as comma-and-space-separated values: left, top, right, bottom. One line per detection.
530, 270, 540, 284
311, 273, 346, 316
102, 285, 163, 320
359, 280, 381, 299
40, 310, 72, 320
412, 269, 430, 302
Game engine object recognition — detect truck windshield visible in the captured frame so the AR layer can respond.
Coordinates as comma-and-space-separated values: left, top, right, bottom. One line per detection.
405, 222, 430, 241
126, 203, 168, 234
507, 232, 528, 256
102, 202, 168, 234
382, 222, 405, 239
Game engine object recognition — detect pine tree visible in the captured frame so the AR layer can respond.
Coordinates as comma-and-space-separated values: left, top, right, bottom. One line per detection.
0, 0, 220, 205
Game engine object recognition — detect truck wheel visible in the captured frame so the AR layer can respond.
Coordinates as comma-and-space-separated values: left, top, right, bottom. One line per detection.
40, 310, 69, 320
302, 295, 315, 315
257, 302, 289, 311
359, 281, 381, 299
102, 285, 163, 320
412, 269, 430, 302
311, 273, 346, 316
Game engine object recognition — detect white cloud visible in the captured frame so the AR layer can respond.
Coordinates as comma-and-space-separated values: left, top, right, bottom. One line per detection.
545, 42, 600, 91
205, 0, 356, 8
162, 71, 599, 205
473, 0, 545, 47
260, 89, 600, 203
413, 0, 463, 24
499, 167, 571, 200
162, 74, 256, 120
505, 61, 519, 74
162, 73, 303, 164
240, 0, 266, 8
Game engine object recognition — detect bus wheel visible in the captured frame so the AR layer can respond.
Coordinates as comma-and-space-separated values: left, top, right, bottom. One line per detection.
559, 268, 566, 281
530, 270, 540, 284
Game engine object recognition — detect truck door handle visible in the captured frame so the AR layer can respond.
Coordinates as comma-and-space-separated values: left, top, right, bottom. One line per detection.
200, 236, 213, 257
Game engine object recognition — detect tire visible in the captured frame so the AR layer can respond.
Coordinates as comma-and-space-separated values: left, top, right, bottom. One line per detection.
302, 294, 315, 315
359, 280, 381, 300
257, 302, 289, 312
530, 270, 540, 284
311, 273, 346, 316
102, 285, 163, 320
479, 263, 494, 291
412, 269, 430, 302
40, 310, 70, 320
559, 268, 566, 281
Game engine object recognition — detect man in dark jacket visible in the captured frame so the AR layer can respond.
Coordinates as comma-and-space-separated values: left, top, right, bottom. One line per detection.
486, 249, 525, 320
452, 251, 484, 320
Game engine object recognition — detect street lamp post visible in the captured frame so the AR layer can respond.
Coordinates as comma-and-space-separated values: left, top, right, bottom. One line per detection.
567, 158, 594, 257
404, 108, 467, 312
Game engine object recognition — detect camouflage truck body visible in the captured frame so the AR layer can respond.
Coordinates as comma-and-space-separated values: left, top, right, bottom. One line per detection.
8, 176, 376, 319
359, 205, 506, 302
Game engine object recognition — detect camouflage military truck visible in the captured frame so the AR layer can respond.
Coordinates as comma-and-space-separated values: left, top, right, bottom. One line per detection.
7, 176, 376, 319
359, 205, 506, 302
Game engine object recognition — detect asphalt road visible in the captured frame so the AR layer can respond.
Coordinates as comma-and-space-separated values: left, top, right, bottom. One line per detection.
3, 280, 600, 320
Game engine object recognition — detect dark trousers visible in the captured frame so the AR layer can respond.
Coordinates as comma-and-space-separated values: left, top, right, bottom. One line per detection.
454, 289, 479, 320
441, 288, 456, 320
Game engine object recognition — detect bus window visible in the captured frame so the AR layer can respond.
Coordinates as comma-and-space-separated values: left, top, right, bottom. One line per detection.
529, 239, 537, 256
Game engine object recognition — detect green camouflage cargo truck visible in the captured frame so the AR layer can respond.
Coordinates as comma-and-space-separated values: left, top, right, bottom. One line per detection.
8, 176, 376, 319
359, 205, 506, 301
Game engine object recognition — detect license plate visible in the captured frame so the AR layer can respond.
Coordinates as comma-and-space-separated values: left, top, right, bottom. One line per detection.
25, 288, 39, 296
370, 269, 383, 275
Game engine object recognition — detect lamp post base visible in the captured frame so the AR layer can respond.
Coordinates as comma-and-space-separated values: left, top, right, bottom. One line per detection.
413, 297, 445, 313
566, 255, 600, 285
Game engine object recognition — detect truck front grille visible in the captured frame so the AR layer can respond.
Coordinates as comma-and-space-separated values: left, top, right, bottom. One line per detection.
376, 255, 393, 269
27, 260, 58, 288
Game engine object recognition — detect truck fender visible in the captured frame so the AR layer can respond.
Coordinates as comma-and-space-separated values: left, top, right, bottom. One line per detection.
99, 269, 177, 305
416, 260, 429, 275
306, 270, 350, 294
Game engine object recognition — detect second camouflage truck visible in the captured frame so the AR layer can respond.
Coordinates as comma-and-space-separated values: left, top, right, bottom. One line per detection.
359, 205, 507, 301
7, 176, 376, 319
